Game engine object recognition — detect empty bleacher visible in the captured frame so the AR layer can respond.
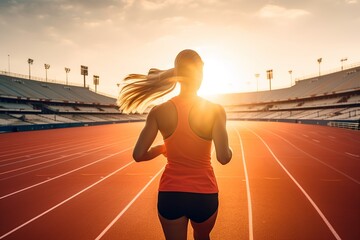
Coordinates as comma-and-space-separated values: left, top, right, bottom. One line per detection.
0, 74, 115, 104
1, 65, 359, 132
0, 72, 148, 132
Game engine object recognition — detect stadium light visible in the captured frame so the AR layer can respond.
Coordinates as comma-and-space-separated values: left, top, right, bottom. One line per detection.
27, 58, 34, 79
288, 70, 293, 87
8, 54, 10, 73
255, 73, 260, 92
266, 69, 273, 91
340, 58, 347, 71
93, 75, 99, 93
81, 65, 88, 88
44, 64, 50, 82
317, 58, 322, 77
65, 67, 71, 85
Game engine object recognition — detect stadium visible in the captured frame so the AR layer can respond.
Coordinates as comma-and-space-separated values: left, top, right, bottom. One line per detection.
1, 63, 359, 132
1, 63, 359, 240
2, 0, 360, 238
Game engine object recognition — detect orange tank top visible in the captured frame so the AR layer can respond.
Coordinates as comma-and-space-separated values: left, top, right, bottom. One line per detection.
159, 96, 218, 193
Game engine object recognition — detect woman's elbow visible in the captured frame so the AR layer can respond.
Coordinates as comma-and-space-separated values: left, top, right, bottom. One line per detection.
132, 151, 144, 162
217, 149, 232, 165
217, 156, 231, 165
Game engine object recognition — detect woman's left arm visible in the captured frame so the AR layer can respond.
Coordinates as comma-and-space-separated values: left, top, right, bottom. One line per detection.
132, 108, 166, 162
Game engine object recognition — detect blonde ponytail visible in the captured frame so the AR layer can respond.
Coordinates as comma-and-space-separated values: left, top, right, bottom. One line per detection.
117, 68, 176, 114
117, 49, 203, 114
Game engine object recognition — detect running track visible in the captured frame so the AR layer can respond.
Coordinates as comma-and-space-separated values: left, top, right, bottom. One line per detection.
0, 121, 359, 240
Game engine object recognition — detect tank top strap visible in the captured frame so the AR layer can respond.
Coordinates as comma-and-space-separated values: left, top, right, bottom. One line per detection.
170, 96, 195, 133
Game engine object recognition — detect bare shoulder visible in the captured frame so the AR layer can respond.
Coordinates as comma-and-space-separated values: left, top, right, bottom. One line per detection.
149, 101, 177, 139
189, 97, 225, 139
196, 97, 225, 117
150, 100, 175, 117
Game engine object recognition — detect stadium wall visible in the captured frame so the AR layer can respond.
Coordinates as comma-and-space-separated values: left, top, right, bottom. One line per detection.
0, 119, 145, 133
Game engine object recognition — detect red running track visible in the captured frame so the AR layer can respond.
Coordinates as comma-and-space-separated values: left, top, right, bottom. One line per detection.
0, 121, 359, 240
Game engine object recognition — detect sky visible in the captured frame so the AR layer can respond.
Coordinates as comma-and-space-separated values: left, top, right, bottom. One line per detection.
0, 0, 360, 98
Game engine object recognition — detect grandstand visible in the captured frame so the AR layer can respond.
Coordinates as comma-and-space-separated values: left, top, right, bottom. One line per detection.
1, 65, 359, 133
207, 65, 360, 130
0, 72, 146, 132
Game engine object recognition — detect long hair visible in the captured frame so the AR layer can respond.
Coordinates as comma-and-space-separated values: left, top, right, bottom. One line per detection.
117, 49, 202, 114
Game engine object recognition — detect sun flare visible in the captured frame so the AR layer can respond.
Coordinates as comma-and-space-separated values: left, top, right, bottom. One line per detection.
198, 53, 239, 96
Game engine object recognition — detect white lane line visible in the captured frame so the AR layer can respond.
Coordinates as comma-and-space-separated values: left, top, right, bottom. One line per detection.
312, 139, 320, 143
302, 134, 309, 138
249, 129, 342, 240
267, 131, 360, 185
0, 161, 135, 240
0, 142, 119, 175
345, 152, 360, 158
234, 129, 254, 240
0, 136, 111, 163
0, 147, 133, 200
95, 166, 164, 240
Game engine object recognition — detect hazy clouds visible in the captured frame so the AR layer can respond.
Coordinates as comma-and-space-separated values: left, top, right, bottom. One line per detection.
1, 0, 359, 95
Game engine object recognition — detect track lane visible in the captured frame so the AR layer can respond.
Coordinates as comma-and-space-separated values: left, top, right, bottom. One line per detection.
247, 122, 360, 239
0, 125, 117, 155
0, 123, 144, 194
95, 163, 165, 240
1, 121, 359, 239
0, 148, 135, 237
0, 158, 166, 240
0, 139, 124, 176
0, 139, 134, 196
0, 134, 114, 163
237, 122, 340, 240
95, 127, 249, 240
0, 123, 167, 239
210, 127, 250, 240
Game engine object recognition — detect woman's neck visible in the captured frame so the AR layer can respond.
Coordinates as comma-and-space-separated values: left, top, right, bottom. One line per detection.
179, 89, 198, 98
179, 83, 198, 98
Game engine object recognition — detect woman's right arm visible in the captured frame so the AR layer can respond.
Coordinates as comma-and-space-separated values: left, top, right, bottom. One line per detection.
212, 105, 232, 165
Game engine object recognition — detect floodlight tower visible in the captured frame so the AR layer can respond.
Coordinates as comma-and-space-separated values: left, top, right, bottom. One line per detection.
288, 70, 293, 87
65, 67, 71, 85
255, 73, 260, 92
28, 58, 34, 79
81, 65, 88, 87
317, 58, 322, 77
8, 54, 10, 73
44, 64, 50, 82
266, 69, 273, 91
340, 58, 347, 70
93, 75, 99, 93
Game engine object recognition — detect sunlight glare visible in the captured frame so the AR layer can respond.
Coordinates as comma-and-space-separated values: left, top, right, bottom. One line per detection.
199, 53, 239, 96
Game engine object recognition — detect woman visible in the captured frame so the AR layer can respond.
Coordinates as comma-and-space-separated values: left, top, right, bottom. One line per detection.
117, 49, 232, 240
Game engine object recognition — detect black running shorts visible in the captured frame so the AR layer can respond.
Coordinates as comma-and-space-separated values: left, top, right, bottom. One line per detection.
157, 191, 219, 223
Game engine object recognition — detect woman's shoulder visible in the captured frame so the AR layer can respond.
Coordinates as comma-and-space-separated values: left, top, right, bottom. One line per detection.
149, 100, 175, 117
150, 96, 225, 117
197, 97, 225, 114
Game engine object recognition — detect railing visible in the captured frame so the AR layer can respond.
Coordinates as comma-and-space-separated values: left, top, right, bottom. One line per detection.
0, 71, 84, 88
0, 71, 116, 99
294, 61, 360, 82
328, 121, 359, 130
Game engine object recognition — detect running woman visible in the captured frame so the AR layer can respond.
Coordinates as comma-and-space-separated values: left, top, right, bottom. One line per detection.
117, 49, 232, 240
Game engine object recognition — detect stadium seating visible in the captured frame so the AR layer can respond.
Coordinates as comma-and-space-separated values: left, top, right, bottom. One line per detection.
0, 74, 115, 104
1, 65, 359, 132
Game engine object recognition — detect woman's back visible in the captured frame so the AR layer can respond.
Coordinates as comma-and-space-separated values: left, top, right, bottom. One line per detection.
157, 95, 218, 193
153, 95, 219, 141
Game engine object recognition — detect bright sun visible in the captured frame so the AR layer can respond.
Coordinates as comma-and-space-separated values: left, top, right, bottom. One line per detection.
198, 52, 239, 96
